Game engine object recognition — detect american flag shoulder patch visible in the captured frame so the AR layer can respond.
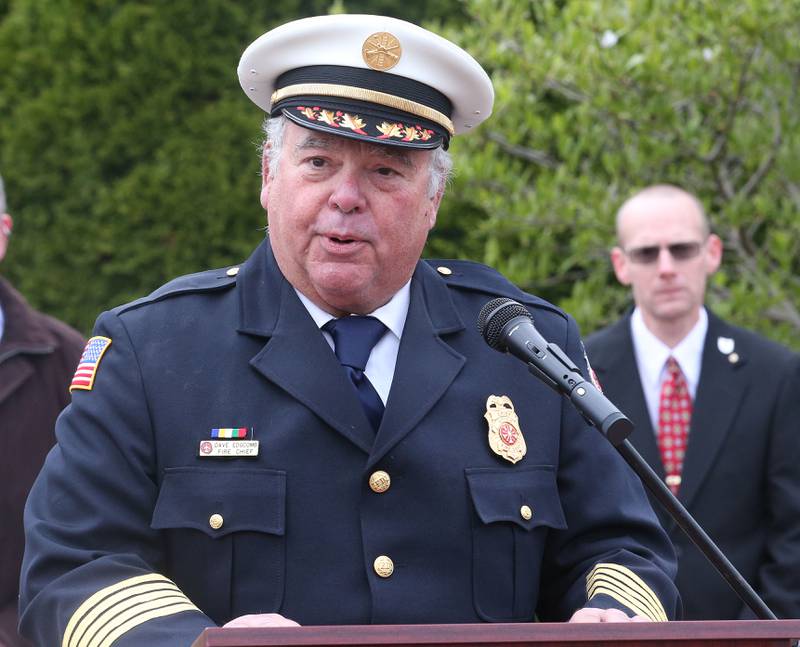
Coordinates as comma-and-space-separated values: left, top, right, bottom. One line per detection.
70, 336, 112, 392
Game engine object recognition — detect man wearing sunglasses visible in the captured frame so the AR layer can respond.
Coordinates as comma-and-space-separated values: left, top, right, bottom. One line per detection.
585, 184, 800, 620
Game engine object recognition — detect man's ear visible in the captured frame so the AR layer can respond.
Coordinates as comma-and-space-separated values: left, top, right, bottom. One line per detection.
260, 145, 272, 210
704, 233, 723, 274
426, 187, 444, 229
610, 246, 631, 286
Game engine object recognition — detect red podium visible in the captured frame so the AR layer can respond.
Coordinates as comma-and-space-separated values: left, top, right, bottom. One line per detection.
192, 620, 800, 647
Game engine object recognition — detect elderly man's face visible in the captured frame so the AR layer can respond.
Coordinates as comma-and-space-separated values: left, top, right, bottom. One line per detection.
261, 121, 441, 315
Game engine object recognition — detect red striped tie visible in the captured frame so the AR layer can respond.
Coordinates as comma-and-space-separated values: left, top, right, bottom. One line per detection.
658, 357, 692, 495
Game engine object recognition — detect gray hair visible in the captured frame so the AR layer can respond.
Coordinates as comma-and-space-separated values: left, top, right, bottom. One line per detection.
0, 173, 6, 214
261, 116, 452, 199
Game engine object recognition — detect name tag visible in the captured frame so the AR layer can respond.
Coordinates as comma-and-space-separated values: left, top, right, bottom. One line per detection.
198, 440, 260, 458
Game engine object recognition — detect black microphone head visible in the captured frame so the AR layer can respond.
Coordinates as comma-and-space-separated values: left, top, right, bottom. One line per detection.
477, 297, 533, 350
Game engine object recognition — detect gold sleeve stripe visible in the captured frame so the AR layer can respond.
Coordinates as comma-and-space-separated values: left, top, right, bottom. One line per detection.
586, 563, 668, 622
82, 593, 190, 647
63, 574, 166, 647
587, 567, 665, 622
65, 577, 183, 647
592, 562, 667, 620
88, 600, 198, 647
62, 574, 199, 647
587, 572, 663, 622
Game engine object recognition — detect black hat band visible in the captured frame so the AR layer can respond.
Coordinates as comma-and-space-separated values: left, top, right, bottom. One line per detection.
272, 83, 454, 136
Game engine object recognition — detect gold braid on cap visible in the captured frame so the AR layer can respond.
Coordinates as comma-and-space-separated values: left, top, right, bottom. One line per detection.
271, 83, 455, 136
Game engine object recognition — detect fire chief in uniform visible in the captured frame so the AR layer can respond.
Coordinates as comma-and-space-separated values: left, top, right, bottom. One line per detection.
20, 15, 680, 646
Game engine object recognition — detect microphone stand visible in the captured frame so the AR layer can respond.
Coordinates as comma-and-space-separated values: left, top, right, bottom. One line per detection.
528, 342, 777, 621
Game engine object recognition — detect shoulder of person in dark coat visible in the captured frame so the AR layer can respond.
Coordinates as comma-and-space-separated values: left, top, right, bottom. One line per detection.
423, 257, 566, 319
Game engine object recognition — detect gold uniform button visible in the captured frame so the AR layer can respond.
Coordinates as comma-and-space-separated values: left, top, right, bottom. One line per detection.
520, 505, 533, 521
436, 266, 452, 276
209, 513, 224, 530
226, 266, 240, 277
373, 555, 394, 578
728, 352, 739, 364
369, 470, 391, 493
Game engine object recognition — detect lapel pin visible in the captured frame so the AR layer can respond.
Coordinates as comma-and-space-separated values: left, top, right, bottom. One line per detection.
717, 336, 735, 355
484, 395, 526, 464
717, 336, 740, 364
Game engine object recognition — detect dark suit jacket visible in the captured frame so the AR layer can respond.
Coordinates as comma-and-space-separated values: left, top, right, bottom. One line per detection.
20, 240, 679, 646
0, 277, 84, 647
586, 311, 800, 619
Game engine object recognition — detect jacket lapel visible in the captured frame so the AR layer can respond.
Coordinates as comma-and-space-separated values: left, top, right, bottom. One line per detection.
679, 312, 749, 509
240, 241, 375, 453
367, 262, 465, 469
239, 245, 467, 459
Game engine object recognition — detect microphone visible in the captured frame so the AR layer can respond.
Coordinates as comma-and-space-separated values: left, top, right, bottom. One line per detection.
477, 297, 633, 445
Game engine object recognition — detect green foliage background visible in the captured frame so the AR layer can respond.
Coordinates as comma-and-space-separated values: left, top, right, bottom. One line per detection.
0, 0, 462, 332
434, 0, 800, 347
1, 0, 798, 349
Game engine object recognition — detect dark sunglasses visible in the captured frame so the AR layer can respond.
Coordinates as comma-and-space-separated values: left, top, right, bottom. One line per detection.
624, 241, 703, 264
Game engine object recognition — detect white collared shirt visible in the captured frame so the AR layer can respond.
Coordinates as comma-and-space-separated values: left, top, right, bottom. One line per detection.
295, 282, 411, 405
630, 307, 707, 431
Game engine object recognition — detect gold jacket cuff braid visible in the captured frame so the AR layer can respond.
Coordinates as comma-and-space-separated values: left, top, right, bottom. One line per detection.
586, 563, 668, 622
62, 573, 199, 647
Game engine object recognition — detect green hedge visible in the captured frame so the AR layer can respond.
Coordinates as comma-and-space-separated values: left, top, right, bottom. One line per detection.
432, 0, 800, 348
0, 0, 462, 333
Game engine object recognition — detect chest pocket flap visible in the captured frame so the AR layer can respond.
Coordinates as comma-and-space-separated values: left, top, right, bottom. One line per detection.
466, 466, 567, 531
151, 467, 286, 538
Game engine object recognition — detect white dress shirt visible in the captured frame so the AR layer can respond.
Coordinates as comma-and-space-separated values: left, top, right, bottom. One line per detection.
295, 282, 410, 405
630, 307, 707, 431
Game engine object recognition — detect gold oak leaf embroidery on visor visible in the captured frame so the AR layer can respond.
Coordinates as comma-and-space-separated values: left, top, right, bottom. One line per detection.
377, 122, 405, 139
296, 106, 367, 134
296, 107, 434, 142
339, 112, 367, 133
377, 122, 433, 142
62, 573, 198, 647
318, 109, 338, 126
586, 563, 668, 622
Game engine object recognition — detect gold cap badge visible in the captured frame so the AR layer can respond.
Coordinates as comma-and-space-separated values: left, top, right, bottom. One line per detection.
362, 32, 402, 71
484, 395, 527, 464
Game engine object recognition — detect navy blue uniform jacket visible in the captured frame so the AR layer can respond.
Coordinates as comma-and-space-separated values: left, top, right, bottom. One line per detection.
20, 240, 679, 646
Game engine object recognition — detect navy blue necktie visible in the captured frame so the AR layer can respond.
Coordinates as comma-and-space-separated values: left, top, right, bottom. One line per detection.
324, 316, 387, 432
